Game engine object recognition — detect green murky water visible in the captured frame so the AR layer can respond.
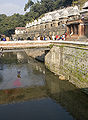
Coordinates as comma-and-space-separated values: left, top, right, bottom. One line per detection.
0, 50, 88, 120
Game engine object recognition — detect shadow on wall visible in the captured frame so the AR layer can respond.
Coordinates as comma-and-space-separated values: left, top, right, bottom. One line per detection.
35, 50, 50, 62
35, 53, 45, 62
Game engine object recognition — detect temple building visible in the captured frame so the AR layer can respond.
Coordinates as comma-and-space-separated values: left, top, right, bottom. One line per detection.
15, 27, 26, 35
25, 6, 78, 39
12, 27, 27, 40
66, 2, 88, 40
83, 1, 88, 9
13, 1, 88, 41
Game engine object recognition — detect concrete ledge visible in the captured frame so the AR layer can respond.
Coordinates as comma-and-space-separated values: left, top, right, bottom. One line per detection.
0, 40, 51, 44
0, 40, 51, 49
0, 40, 88, 50
50, 41, 88, 46
0, 40, 88, 45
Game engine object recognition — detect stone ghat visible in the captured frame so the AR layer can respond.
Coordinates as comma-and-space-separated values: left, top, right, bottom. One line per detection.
45, 41, 88, 94
0, 41, 51, 49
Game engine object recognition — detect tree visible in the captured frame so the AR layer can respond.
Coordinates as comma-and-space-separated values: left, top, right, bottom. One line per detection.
41, 0, 55, 12
0, 13, 25, 36
24, 0, 34, 11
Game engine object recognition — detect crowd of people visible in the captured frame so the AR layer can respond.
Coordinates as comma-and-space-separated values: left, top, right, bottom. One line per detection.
37, 32, 67, 41
0, 35, 11, 41
0, 32, 67, 41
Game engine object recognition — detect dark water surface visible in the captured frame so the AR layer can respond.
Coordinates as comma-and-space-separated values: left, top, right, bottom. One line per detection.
0, 50, 88, 120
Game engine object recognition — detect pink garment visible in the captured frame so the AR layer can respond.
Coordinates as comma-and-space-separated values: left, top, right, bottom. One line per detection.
13, 78, 21, 87
56, 35, 58, 39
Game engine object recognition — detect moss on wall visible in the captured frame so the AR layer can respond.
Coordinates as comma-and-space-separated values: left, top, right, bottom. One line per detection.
45, 45, 88, 92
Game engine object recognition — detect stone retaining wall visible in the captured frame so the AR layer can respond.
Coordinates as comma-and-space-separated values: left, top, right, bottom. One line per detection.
45, 43, 88, 93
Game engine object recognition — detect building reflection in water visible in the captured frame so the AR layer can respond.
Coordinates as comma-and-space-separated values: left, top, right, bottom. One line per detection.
0, 51, 45, 90
0, 63, 3, 70
45, 69, 88, 120
0, 50, 88, 120
0, 53, 3, 70
13, 71, 22, 87
0, 73, 3, 83
0, 50, 46, 105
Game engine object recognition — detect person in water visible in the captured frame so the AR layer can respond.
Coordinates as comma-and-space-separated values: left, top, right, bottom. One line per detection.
17, 71, 21, 78
13, 71, 21, 87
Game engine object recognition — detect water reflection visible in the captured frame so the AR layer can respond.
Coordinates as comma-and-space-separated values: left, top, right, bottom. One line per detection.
0, 73, 3, 83
13, 71, 21, 87
45, 69, 88, 120
0, 52, 4, 82
0, 50, 88, 120
0, 51, 45, 90
0, 86, 47, 104
0, 53, 3, 70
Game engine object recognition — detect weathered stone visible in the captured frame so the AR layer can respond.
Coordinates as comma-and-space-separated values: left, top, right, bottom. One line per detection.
45, 43, 88, 93
59, 75, 66, 80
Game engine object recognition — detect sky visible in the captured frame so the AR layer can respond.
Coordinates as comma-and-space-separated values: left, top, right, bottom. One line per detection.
0, 0, 39, 16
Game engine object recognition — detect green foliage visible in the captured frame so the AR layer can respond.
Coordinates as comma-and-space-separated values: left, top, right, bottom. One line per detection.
24, 0, 34, 11
0, 14, 25, 36
72, 0, 88, 7
24, 0, 73, 21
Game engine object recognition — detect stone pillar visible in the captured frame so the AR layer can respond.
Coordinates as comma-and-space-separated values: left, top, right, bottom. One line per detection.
71, 25, 73, 34
35, 33, 39, 38
75, 24, 79, 35
37, 24, 40, 30
79, 22, 85, 36
26, 28, 30, 33
34, 26, 36, 31
29, 27, 32, 31
54, 21, 59, 27
84, 23, 88, 37
31, 26, 33, 31
41, 23, 46, 30
48, 22, 52, 29
67, 26, 70, 35
52, 21, 58, 28
45, 23, 49, 29
32, 26, 34, 31
74, 25, 76, 34
42, 23, 46, 29
40, 24, 42, 29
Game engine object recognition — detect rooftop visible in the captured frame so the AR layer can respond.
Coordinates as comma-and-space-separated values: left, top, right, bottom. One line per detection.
16, 27, 26, 30
83, 1, 88, 9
